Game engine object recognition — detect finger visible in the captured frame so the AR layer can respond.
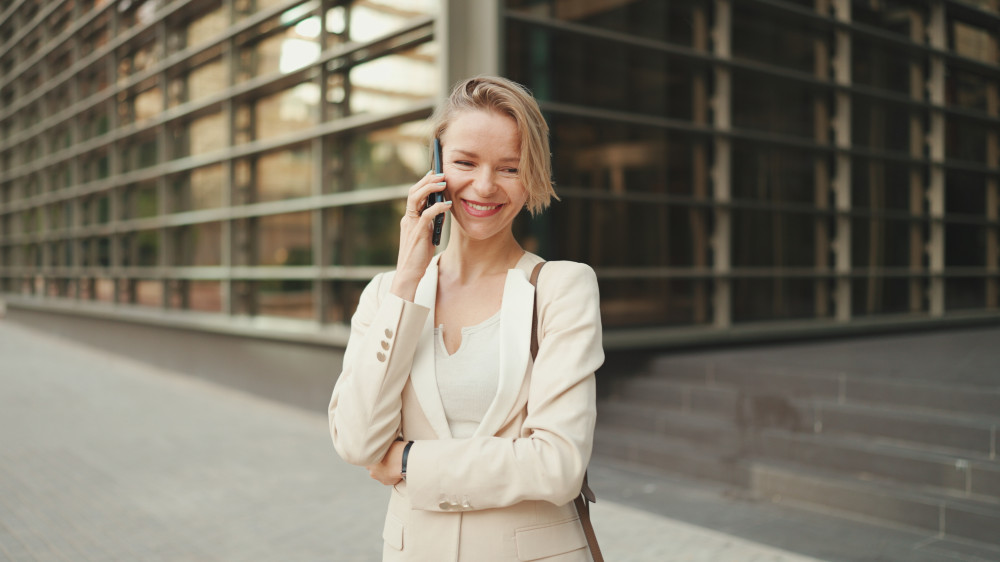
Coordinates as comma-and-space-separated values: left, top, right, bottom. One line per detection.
406, 178, 447, 214
421, 200, 453, 217
419, 200, 453, 223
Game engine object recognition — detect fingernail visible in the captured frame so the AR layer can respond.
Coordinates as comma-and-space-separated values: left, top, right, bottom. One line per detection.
444, 200, 453, 205
435, 182, 446, 187
434, 172, 445, 178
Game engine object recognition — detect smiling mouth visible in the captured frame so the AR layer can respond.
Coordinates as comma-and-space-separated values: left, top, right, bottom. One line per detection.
461, 199, 505, 218
466, 201, 502, 211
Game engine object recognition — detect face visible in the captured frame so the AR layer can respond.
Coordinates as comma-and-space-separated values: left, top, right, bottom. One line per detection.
440, 110, 528, 243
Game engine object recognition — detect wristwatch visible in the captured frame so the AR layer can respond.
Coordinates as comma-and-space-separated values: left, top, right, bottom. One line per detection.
401, 441, 414, 480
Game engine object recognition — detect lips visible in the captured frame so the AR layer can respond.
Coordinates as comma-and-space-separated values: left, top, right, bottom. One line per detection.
462, 199, 504, 217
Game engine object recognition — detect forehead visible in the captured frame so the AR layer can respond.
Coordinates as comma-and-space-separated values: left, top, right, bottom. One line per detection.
442, 110, 520, 154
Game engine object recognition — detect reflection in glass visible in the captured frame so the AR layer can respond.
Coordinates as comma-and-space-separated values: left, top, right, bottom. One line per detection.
122, 230, 159, 267
243, 17, 320, 78
135, 280, 164, 307
172, 222, 222, 266
256, 212, 312, 266
327, 201, 403, 266
188, 281, 223, 312
135, 87, 163, 123
257, 147, 313, 202
255, 85, 319, 139
173, 165, 225, 211
257, 280, 313, 319
95, 278, 114, 302
598, 278, 698, 328
124, 182, 159, 219
348, 43, 438, 115
187, 7, 227, 48
347, 0, 436, 42
338, 120, 432, 191
188, 112, 226, 156
187, 59, 228, 104
327, 279, 368, 324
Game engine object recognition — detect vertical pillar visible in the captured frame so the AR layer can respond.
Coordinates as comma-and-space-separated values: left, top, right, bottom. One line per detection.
440, 0, 501, 88
313, 0, 331, 324
711, 0, 732, 329
986, 35, 999, 309
927, 0, 946, 316
908, 9, 926, 313
690, 3, 710, 325
832, 0, 852, 322
814, 0, 831, 318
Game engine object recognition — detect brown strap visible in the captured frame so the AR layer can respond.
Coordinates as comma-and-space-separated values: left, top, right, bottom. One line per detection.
574, 473, 604, 562
529, 261, 546, 361
529, 262, 602, 562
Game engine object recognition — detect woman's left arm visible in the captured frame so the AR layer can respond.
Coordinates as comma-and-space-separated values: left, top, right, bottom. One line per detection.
404, 262, 605, 511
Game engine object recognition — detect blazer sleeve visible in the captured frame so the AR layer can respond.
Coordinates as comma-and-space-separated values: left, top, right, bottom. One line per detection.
328, 272, 430, 467
404, 262, 605, 511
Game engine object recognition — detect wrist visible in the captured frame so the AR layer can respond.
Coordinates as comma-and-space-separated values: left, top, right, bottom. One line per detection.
389, 274, 420, 302
400, 441, 414, 480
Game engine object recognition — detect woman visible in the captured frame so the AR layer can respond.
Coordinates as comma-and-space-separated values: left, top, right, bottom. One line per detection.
328, 76, 604, 562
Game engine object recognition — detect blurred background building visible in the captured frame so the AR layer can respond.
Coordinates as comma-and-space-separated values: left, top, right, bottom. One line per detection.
1, 0, 998, 348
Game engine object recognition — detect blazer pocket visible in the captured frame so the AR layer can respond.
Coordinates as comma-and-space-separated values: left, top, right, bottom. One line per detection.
382, 513, 404, 551
515, 517, 587, 561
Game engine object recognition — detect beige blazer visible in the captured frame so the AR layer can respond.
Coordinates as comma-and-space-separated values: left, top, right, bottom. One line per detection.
329, 252, 604, 562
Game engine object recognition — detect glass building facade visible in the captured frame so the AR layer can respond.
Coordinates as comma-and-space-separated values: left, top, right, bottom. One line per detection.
1, 0, 998, 346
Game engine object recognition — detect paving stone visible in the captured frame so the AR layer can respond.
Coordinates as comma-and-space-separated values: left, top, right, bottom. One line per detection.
0, 320, 824, 562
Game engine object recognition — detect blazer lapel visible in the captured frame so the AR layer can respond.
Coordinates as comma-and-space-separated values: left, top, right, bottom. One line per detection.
473, 254, 539, 438
410, 255, 453, 439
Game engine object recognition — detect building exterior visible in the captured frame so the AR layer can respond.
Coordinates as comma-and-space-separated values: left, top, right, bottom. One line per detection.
1, 0, 998, 348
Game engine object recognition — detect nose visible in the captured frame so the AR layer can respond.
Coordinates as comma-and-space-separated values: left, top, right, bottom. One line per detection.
472, 167, 498, 199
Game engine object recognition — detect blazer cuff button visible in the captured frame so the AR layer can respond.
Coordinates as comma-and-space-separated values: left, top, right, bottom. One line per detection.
377, 352, 386, 362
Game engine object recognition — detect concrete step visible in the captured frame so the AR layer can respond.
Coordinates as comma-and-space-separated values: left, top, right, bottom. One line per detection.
597, 400, 740, 451
644, 359, 1000, 418
610, 377, 739, 419
755, 430, 1000, 503
805, 400, 999, 459
751, 460, 1000, 547
592, 426, 750, 488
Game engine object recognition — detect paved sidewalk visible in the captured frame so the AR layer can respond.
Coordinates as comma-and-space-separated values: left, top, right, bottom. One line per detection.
0, 319, 825, 562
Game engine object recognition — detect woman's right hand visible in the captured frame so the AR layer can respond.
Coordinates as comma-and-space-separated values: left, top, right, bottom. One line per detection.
389, 171, 452, 301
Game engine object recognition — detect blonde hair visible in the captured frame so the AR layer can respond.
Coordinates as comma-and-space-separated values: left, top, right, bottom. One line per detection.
431, 76, 558, 215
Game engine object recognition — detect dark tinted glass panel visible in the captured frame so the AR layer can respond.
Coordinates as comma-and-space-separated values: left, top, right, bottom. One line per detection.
851, 277, 914, 316
946, 277, 986, 310
257, 212, 312, 266
733, 210, 818, 268
733, 278, 816, 323
851, 217, 914, 268
506, 0, 696, 46
507, 20, 696, 121
598, 277, 702, 328
327, 201, 402, 266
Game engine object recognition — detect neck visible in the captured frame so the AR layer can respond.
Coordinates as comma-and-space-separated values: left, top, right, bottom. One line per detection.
439, 229, 524, 284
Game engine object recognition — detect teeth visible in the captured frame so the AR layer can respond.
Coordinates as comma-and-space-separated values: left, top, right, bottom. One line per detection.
468, 202, 500, 211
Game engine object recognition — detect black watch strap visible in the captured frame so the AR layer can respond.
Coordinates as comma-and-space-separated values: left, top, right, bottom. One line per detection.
401, 441, 414, 479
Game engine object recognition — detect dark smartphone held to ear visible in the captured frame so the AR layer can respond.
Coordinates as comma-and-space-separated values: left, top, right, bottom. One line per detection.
429, 138, 446, 246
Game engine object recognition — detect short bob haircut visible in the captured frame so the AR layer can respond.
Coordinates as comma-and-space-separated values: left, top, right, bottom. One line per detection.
431, 76, 557, 216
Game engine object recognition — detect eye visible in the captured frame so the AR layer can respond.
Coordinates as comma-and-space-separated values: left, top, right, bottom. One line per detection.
454, 160, 474, 168
500, 167, 518, 176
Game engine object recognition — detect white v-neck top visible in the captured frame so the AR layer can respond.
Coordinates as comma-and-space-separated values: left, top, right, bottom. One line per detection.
434, 310, 501, 439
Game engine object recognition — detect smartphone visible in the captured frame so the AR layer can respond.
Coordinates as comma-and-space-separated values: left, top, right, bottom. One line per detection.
428, 138, 446, 246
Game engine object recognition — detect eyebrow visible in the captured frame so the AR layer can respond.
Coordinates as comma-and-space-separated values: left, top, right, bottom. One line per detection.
452, 149, 520, 163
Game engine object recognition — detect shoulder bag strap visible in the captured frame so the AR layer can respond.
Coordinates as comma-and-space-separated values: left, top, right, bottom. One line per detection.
529, 261, 604, 562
